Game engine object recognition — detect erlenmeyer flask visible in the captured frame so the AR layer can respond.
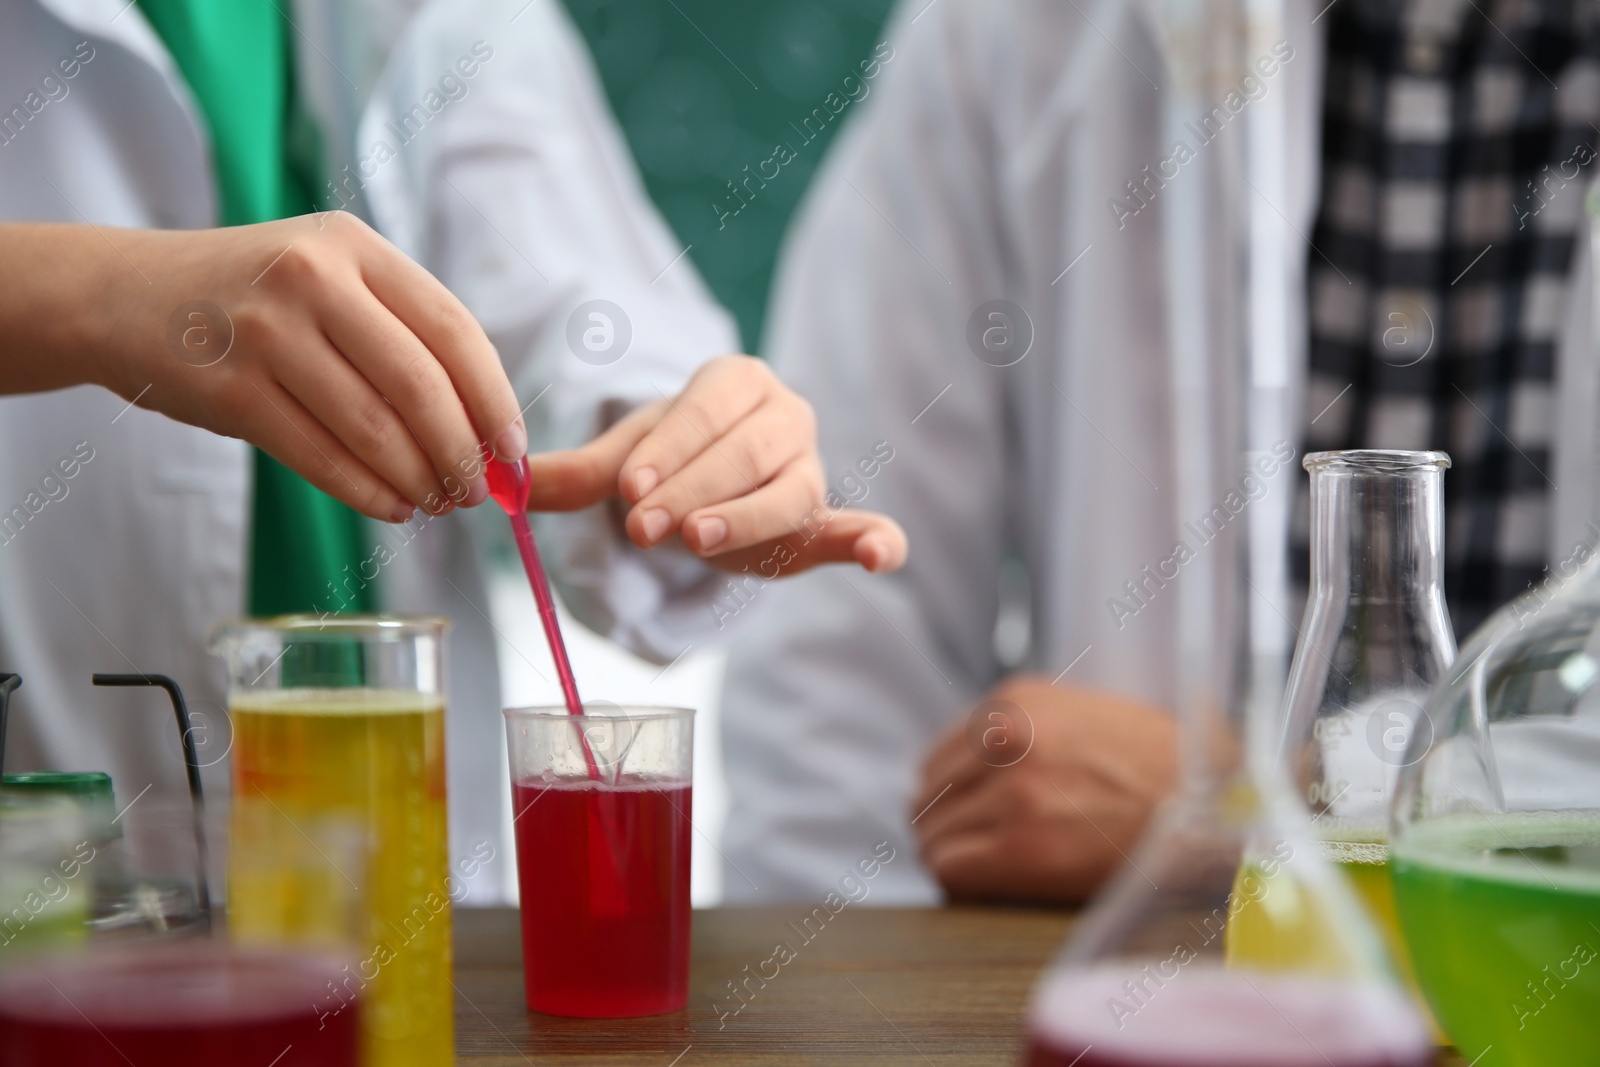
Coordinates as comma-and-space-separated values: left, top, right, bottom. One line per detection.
1022, 0, 1432, 1055
1025, 589, 1435, 1066
1228, 450, 1454, 992
1024, 493, 1437, 1052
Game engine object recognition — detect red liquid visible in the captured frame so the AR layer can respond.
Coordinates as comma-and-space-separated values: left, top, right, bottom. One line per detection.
1025, 965, 1433, 1067
513, 776, 692, 1017
0, 942, 360, 1066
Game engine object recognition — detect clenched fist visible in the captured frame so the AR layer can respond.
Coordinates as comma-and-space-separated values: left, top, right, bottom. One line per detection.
911, 677, 1178, 903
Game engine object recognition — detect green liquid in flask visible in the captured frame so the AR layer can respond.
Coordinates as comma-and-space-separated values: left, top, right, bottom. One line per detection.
1391, 811, 1600, 1067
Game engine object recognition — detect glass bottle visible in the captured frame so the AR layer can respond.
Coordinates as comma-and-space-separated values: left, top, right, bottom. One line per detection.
1227, 450, 1453, 989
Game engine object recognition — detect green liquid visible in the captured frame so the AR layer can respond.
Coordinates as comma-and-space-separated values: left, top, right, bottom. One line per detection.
1391, 812, 1600, 1067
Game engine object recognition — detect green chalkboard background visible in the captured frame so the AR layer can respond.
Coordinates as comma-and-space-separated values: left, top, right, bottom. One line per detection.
559, 0, 896, 352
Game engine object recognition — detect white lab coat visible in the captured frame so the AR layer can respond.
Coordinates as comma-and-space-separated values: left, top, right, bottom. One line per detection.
0, 0, 737, 902
720, 0, 1600, 902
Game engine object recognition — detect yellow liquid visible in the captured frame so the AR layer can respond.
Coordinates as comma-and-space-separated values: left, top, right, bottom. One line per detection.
230, 689, 452, 1067
1338, 849, 1404, 964
1222, 852, 1353, 974
1225, 841, 1443, 1041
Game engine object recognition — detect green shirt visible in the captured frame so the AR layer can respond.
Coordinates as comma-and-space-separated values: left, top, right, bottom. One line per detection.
137, 0, 375, 616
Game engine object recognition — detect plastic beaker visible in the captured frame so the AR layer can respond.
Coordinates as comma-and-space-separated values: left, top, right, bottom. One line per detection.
505, 704, 693, 1017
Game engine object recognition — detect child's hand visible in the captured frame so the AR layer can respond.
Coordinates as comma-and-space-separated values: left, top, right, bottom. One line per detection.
526, 356, 907, 575
63, 213, 525, 522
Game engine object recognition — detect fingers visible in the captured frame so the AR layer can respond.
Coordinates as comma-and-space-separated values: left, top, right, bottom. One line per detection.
914, 727, 991, 814
842, 512, 909, 573
915, 775, 1118, 904
627, 401, 816, 548
518, 355, 906, 578
780, 507, 909, 574
676, 458, 821, 554
703, 508, 909, 575
913, 771, 1013, 845
243, 379, 412, 522
921, 826, 1107, 904
274, 313, 444, 512
523, 400, 667, 512
616, 356, 775, 502
354, 220, 524, 469
919, 831, 1021, 902
637, 450, 816, 554
319, 287, 485, 507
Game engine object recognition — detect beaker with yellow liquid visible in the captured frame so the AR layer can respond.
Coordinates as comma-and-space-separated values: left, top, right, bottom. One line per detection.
211, 616, 452, 1067
1225, 452, 1453, 1021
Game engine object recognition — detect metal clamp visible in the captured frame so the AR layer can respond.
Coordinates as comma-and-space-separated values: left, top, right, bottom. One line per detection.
92, 673, 211, 928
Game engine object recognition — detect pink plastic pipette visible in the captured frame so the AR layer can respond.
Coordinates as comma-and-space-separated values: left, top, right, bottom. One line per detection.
485, 454, 600, 780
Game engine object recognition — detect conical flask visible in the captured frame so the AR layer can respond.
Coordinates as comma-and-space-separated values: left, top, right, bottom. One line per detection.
1227, 450, 1454, 993
1024, 576, 1435, 1067
1022, 0, 1431, 1056
1023, 487, 1437, 1056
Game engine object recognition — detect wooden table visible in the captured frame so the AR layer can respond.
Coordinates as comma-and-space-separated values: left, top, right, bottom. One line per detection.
453, 907, 1466, 1065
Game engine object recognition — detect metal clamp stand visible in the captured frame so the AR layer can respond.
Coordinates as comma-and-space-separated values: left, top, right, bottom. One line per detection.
92, 674, 212, 929
0, 674, 18, 776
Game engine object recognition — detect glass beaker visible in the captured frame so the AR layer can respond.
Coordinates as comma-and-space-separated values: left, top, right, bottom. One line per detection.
1390, 552, 1600, 1065
505, 704, 693, 1018
210, 615, 452, 1067
0, 791, 91, 957
0, 943, 362, 1066
0, 799, 367, 1067
5, 772, 213, 942
1384, 163, 1600, 1067
1228, 451, 1453, 995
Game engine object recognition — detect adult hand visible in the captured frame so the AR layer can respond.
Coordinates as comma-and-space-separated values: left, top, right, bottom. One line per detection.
3, 214, 524, 522
911, 677, 1178, 903
524, 355, 908, 574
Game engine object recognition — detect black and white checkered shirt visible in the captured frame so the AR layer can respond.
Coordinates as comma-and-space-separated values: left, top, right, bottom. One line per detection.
1300, 0, 1600, 635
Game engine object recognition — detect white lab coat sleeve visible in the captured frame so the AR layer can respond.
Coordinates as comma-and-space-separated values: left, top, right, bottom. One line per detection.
358, 0, 741, 663
718, 0, 1015, 903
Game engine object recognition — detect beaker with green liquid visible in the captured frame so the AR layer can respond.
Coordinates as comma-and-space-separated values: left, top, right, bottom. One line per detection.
0, 791, 92, 955
1392, 549, 1600, 1066
1384, 185, 1600, 1067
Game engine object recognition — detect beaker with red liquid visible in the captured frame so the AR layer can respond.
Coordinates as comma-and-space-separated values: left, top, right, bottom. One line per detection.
505, 705, 693, 1017
0, 941, 361, 1067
